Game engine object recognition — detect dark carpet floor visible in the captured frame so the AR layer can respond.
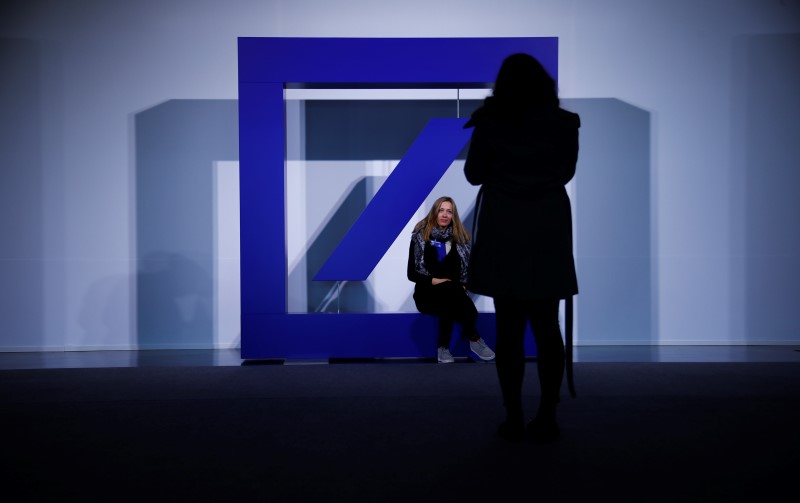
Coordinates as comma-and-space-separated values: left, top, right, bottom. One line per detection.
2, 361, 798, 502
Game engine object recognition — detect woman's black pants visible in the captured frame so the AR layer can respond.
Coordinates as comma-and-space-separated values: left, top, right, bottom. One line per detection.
414, 281, 480, 348
493, 298, 565, 419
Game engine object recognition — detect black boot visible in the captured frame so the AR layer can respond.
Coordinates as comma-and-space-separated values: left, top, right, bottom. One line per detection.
497, 406, 525, 443
527, 402, 559, 442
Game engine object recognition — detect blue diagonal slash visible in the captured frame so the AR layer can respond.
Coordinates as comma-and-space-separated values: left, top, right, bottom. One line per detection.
313, 117, 472, 281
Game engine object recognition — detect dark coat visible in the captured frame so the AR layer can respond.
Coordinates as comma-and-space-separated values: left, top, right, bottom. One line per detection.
406, 236, 464, 287
463, 100, 580, 301
407, 234, 468, 312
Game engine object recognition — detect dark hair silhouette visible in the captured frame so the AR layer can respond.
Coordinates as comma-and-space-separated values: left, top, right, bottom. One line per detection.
492, 53, 559, 106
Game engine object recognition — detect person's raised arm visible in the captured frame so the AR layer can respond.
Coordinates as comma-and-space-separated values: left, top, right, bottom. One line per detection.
557, 113, 581, 185
464, 125, 491, 186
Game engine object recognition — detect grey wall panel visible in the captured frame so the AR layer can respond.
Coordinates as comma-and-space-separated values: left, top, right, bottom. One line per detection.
564, 98, 653, 344
0, 39, 44, 350
135, 100, 238, 354
731, 34, 800, 343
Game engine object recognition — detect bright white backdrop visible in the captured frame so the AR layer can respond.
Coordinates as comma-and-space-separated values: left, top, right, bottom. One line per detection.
1, 0, 798, 351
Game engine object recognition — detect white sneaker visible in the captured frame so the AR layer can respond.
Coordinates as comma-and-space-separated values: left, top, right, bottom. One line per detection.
469, 338, 496, 361
437, 347, 455, 363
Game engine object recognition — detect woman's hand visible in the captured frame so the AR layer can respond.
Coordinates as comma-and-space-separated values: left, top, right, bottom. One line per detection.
431, 278, 451, 285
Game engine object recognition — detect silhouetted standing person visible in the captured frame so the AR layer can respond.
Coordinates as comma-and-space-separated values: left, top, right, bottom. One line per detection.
464, 53, 580, 442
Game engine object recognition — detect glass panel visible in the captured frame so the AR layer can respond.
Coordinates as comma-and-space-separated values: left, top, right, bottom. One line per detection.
285, 89, 492, 314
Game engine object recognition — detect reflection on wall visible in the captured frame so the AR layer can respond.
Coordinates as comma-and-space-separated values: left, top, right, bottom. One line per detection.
731, 34, 800, 344
0, 39, 44, 350
305, 100, 460, 160
565, 98, 653, 345
299, 176, 373, 313
135, 100, 238, 356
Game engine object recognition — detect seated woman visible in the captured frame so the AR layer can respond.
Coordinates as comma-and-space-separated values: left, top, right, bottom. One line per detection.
407, 196, 495, 363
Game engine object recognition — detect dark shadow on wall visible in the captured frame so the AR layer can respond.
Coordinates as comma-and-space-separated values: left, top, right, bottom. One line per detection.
305, 100, 459, 160
731, 34, 800, 344
134, 100, 238, 361
0, 39, 44, 354
562, 98, 653, 345
297, 177, 373, 313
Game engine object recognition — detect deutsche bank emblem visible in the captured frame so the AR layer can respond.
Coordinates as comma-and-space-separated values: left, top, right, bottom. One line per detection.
238, 37, 557, 358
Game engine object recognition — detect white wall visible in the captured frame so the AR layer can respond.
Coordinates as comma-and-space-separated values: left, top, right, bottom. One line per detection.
1, 0, 798, 350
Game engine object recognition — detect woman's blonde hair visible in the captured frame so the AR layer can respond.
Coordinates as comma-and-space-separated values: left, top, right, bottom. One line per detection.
413, 196, 470, 244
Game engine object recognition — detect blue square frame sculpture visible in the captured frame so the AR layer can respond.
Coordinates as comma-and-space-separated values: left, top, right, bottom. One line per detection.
238, 37, 558, 359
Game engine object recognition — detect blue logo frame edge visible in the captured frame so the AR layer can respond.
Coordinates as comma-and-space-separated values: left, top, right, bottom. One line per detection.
238, 37, 558, 359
